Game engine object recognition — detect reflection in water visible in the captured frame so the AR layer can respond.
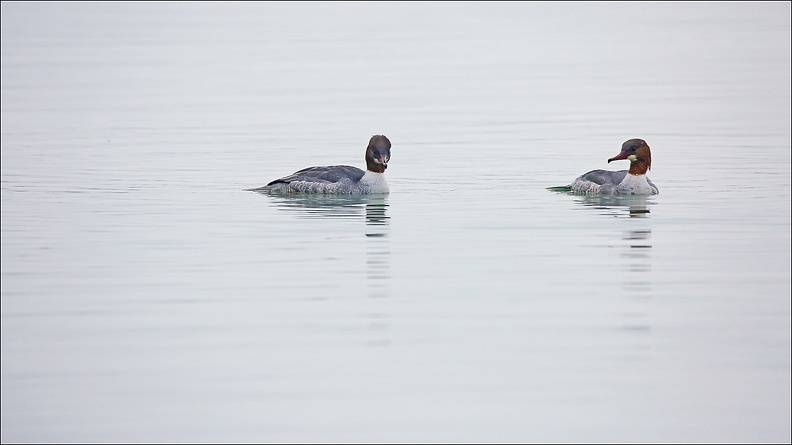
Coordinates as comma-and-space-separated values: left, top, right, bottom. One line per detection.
617, 227, 653, 346
364, 199, 391, 346
574, 194, 655, 218
568, 194, 655, 338
621, 229, 652, 297
261, 193, 380, 220
259, 192, 392, 346
364, 199, 391, 298
570, 194, 654, 295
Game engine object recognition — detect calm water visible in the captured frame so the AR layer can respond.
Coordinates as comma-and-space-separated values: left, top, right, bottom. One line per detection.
2, 2, 790, 443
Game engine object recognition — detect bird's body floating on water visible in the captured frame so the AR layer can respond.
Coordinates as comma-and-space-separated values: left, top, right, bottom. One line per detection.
550, 138, 658, 195
248, 135, 391, 194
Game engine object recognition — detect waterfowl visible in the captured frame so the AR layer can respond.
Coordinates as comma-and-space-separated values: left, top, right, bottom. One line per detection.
248, 135, 391, 194
563, 138, 658, 195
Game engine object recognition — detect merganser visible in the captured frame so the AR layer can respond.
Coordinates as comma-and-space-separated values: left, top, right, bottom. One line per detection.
554, 138, 658, 195
248, 135, 391, 194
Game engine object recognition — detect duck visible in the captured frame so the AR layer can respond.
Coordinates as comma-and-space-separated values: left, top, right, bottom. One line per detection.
248, 135, 391, 194
561, 138, 658, 195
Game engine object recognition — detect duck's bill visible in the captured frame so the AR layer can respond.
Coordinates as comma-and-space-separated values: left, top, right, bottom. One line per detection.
607, 151, 629, 163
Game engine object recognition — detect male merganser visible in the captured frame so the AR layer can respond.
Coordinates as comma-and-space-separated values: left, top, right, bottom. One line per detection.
248, 135, 391, 194
560, 138, 658, 195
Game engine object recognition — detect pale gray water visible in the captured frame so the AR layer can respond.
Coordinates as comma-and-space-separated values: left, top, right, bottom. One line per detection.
2, 2, 790, 443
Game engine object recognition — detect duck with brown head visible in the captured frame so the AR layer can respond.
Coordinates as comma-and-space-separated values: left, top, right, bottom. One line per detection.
563, 138, 658, 195
248, 135, 391, 194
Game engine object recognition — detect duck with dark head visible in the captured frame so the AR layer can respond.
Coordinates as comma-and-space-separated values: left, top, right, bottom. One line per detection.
248, 135, 391, 194
556, 138, 658, 195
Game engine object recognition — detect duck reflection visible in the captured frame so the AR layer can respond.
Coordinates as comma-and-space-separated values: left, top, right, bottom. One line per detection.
621, 228, 652, 296
574, 194, 655, 218
563, 193, 655, 341
261, 192, 392, 346
363, 198, 391, 298
569, 195, 654, 295
363, 198, 392, 346
263, 193, 383, 220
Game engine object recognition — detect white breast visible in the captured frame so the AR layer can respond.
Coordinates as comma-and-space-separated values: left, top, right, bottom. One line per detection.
359, 171, 390, 194
617, 174, 658, 195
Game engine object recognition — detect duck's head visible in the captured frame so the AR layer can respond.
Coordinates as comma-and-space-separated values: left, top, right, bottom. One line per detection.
608, 138, 652, 174
366, 135, 391, 173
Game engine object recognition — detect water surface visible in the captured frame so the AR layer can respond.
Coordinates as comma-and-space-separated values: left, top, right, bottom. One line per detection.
2, 2, 790, 443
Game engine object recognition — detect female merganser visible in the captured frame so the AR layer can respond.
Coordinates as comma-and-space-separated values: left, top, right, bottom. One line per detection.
562, 138, 658, 195
248, 135, 391, 194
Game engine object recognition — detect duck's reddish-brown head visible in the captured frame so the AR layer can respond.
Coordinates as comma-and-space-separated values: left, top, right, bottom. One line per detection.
608, 138, 652, 175
365, 135, 391, 173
